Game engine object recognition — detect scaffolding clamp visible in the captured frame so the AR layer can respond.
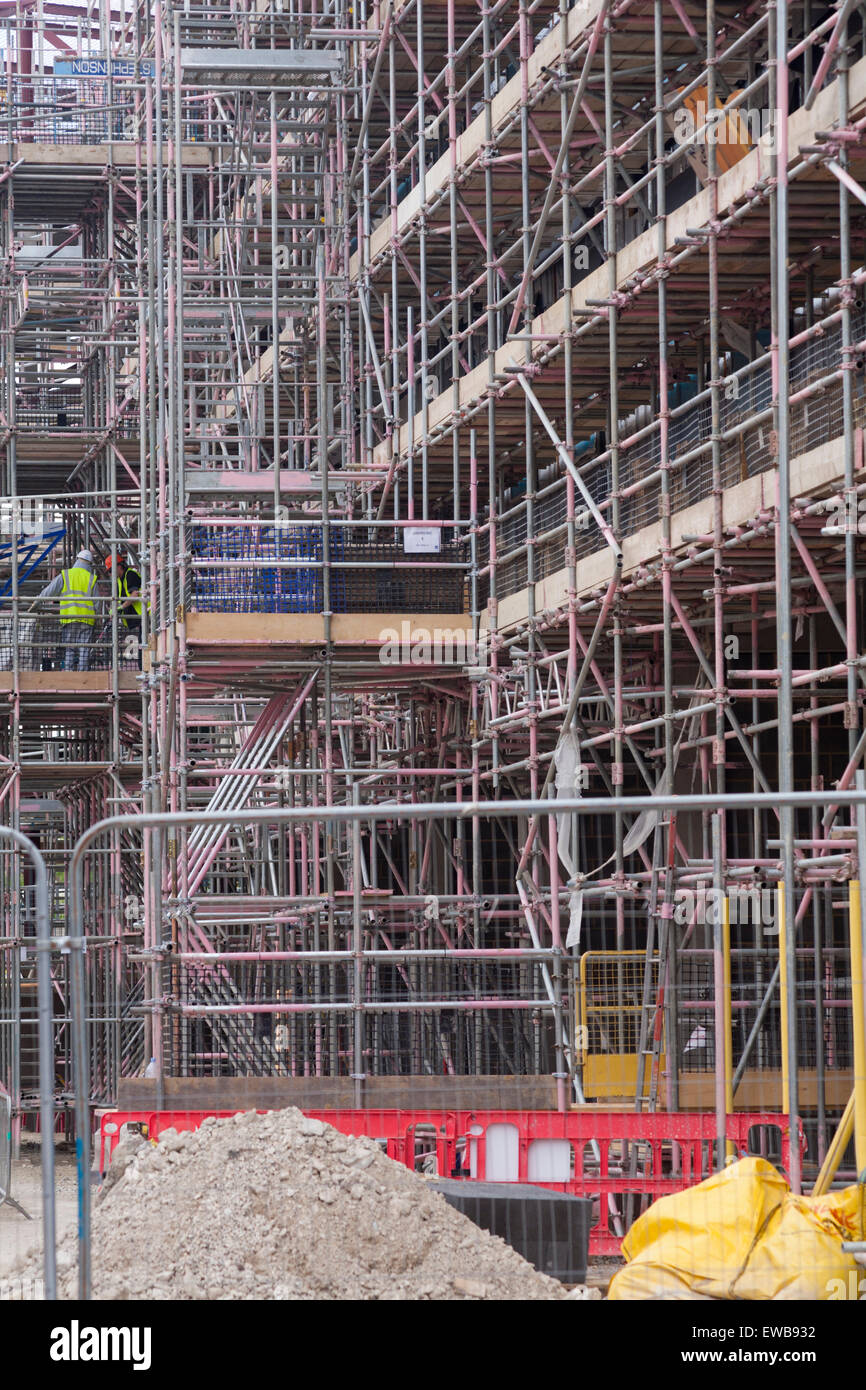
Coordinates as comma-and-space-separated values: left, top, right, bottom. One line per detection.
55, 935, 84, 957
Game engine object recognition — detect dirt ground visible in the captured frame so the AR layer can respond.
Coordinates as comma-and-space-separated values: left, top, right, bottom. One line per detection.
0, 1141, 78, 1296
586, 1255, 625, 1296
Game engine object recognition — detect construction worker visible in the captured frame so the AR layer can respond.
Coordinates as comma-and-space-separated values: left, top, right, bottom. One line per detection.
105, 554, 144, 660
37, 548, 99, 671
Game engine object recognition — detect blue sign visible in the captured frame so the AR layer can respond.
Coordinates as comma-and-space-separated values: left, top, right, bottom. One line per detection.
54, 57, 155, 78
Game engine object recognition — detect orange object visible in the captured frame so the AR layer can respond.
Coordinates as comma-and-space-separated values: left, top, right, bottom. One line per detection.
673, 85, 755, 175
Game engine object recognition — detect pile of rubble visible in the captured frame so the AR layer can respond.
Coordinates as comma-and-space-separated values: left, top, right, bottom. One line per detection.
51, 1109, 571, 1300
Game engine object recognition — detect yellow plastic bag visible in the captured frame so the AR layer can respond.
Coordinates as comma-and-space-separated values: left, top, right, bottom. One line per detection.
608, 1156, 865, 1300
733, 1183, 866, 1300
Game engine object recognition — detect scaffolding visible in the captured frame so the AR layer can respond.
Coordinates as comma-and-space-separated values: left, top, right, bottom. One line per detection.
0, 0, 864, 1203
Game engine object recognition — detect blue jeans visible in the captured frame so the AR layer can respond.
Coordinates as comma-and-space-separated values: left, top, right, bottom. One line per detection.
62, 622, 93, 672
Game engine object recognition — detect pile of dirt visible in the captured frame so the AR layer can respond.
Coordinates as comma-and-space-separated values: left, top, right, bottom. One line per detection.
50, 1109, 569, 1300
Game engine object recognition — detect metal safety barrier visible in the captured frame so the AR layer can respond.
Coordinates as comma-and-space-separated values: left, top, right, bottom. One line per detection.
0, 829, 54, 1298
0, 1086, 10, 1205
66, 786, 866, 1297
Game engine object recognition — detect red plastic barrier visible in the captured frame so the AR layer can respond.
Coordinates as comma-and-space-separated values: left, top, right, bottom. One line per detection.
97, 1106, 803, 1255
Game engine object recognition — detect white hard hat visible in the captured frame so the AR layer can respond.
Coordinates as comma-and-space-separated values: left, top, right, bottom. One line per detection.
76, 548, 94, 563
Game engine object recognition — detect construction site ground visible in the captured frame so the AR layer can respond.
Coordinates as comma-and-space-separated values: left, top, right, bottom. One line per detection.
1, 1144, 77, 1291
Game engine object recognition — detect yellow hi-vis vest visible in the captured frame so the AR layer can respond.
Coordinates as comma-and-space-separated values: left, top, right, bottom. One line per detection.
59, 566, 97, 625
117, 570, 144, 622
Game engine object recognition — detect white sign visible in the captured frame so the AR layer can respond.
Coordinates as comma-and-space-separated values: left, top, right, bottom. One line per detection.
54, 57, 155, 79
403, 526, 441, 554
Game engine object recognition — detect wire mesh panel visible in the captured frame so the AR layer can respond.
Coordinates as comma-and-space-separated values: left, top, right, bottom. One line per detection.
261, 526, 323, 612
492, 334, 855, 600
6, 74, 161, 144
13, 387, 85, 431
187, 523, 466, 615
0, 615, 38, 670
0, 613, 137, 673
578, 946, 855, 1107
334, 536, 466, 613
578, 952, 659, 1101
